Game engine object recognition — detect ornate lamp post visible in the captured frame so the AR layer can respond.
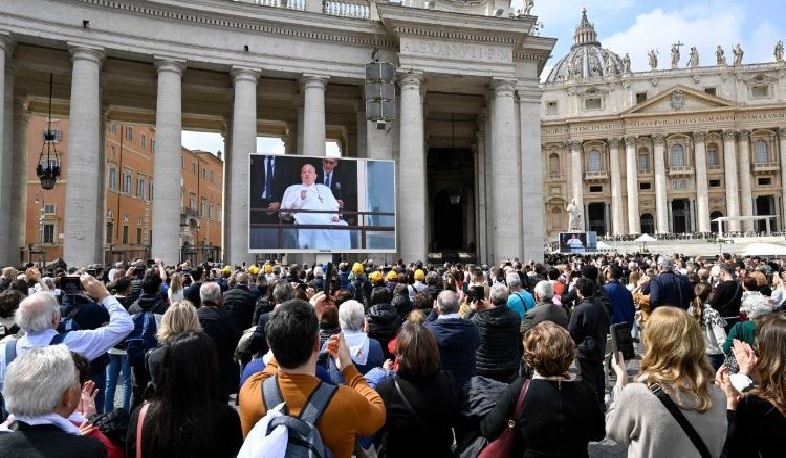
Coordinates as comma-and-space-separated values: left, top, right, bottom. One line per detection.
37, 74, 61, 190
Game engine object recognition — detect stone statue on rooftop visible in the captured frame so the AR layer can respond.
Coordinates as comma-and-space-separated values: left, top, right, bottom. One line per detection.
775, 40, 784, 62
733, 43, 744, 65
623, 53, 631, 73
648, 49, 658, 69
567, 198, 583, 230
688, 47, 699, 67
671, 42, 683, 68
716, 45, 726, 65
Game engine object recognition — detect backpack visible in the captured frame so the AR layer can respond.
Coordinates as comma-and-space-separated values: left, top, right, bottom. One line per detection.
1, 333, 68, 421
125, 311, 158, 367
238, 375, 337, 458
352, 279, 368, 306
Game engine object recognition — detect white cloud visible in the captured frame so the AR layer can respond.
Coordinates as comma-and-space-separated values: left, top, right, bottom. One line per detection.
181, 131, 224, 153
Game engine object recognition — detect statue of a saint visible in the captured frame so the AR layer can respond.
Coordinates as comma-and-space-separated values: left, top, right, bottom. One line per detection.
522, 0, 534, 15
733, 43, 744, 65
565, 60, 574, 79
606, 54, 616, 75
687, 47, 699, 67
566, 198, 582, 230
716, 45, 726, 65
775, 40, 784, 62
648, 49, 658, 69
622, 53, 631, 73
671, 42, 682, 68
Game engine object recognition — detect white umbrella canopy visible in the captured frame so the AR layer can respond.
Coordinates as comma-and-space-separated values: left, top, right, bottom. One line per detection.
741, 242, 786, 256
596, 241, 615, 251
634, 233, 657, 242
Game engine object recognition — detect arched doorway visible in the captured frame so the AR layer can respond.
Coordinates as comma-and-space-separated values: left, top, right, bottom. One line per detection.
432, 189, 464, 251
710, 211, 724, 233
756, 196, 776, 232
640, 213, 655, 235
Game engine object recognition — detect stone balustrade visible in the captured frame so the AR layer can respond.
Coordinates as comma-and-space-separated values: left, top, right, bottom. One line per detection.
248, 0, 307, 11
323, 0, 370, 19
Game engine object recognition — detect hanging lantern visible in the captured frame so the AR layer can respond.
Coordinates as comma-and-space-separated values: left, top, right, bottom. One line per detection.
37, 74, 61, 190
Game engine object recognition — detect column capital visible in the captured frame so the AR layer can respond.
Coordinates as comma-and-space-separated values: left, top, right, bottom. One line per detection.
492, 78, 517, 98
154, 58, 186, 75
569, 140, 583, 151
624, 136, 637, 148
723, 129, 738, 141
652, 133, 665, 145
608, 138, 621, 148
692, 131, 706, 143
301, 74, 329, 90
0, 32, 14, 53
779, 126, 786, 137
738, 129, 750, 141
231, 66, 260, 83
67, 44, 105, 64
398, 72, 423, 90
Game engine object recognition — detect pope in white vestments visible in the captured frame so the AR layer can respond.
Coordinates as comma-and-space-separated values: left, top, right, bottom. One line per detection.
281, 163, 350, 250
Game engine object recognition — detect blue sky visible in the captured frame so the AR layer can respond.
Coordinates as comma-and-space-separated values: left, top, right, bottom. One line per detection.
183, 0, 786, 154
529, 0, 786, 74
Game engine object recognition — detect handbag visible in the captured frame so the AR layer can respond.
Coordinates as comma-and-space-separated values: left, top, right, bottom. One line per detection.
478, 379, 530, 458
648, 383, 711, 458
136, 403, 149, 458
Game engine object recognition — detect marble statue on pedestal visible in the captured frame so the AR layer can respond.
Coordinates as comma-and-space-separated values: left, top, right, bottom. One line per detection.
733, 43, 744, 65
648, 49, 658, 69
775, 40, 784, 62
688, 47, 699, 67
623, 53, 631, 73
716, 45, 726, 65
567, 198, 582, 230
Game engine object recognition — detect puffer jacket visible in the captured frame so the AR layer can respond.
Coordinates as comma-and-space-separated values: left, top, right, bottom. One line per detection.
128, 293, 168, 315
471, 305, 521, 382
391, 292, 413, 320
222, 285, 257, 331
367, 303, 401, 359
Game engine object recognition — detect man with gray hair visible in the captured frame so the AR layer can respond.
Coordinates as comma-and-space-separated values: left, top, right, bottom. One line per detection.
423, 290, 479, 392
642, 254, 695, 310
506, 271, 534, 319
223, 271, 257, 331
0, 276, 133, 394
0, 345, 106, 456
198, 281, 241, 402
521, 280, 569, 334
472, 284, 521, 382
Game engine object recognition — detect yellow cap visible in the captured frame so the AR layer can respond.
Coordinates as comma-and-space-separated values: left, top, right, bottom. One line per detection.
352, 263, 364, 275
414, 269, 425, 281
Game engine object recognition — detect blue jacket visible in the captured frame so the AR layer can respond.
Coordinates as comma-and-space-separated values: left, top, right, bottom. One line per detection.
604, 280, 636, 325
424, 312, 480, 392
644, 271, 695, 310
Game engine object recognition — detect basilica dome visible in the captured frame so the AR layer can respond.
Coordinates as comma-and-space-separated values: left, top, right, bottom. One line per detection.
545, 9, 625, 83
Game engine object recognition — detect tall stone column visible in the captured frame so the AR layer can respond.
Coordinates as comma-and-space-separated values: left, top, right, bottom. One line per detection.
779, 128, 786, 225
491, 79, 521, 260
737, 130, 753, 231
295, 94, 304, 154
301, 75, 328, 156
150, 58, 185, 265
221, 123, 232, 263
398, 73, 426, 262
723, 130, 741, 231
63, 45, 104, 266
229, 67, 260, 265
483, 101, 495, 261
569, 140, 584, 230
692, 131, 710, 232
10, 97, 29, 264
0, 35, 10, 265
475, 129, 488, 263
625, 136, 640, 233
518, 86, 544, 263
608, 138, 624, 235
652, 134, 669, 233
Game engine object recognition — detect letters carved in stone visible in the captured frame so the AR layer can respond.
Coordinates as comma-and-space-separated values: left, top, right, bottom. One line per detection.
400, 38, 511, 63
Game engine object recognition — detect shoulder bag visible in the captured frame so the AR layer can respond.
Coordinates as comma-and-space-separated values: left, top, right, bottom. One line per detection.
136, 403, 149, 458
648, 383, 711, 458
478, 379, 530, 458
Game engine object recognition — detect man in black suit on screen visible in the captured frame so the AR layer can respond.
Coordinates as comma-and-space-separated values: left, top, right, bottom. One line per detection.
249, 154, 294, 249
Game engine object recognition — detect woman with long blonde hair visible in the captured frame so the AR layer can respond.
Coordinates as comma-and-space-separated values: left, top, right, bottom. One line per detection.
719, 313, 786, 457
607, 306, 727, 457
168, 272, 185, 303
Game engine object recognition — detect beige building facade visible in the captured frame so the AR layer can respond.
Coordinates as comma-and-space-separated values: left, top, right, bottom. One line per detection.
542, 11, 786, 240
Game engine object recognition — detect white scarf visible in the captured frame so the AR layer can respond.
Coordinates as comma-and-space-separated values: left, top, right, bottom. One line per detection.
343, 330, 370, 366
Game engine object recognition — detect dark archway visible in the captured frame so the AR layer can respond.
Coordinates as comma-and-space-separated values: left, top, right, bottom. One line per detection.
710, 211, 724, 233
640, 213, 655, 235
587, 203, 607, 236
432, 189, 464, 251
756, 196, 776, 231
671, 199, 691, 233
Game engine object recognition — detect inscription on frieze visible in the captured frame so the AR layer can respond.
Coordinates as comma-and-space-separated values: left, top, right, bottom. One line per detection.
400, 37, 511, 63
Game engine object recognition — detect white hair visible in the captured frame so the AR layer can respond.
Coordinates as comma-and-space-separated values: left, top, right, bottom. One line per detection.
534, 280, 554, 301
489, 284, 510, 306
3, 344, 77, 417
16, 292, 60, 332
199, 281, 221, 304
505, 272, 522, 289
339, 300, 365, 331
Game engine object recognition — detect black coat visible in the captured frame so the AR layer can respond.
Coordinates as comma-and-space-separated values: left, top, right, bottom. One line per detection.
480, 377, 605, 458
128, 293, 168, 315
249, 155, 293, 224
710, 280, 743, 318
472, 305, 521, 382
424, 314, 480, 392
184, 281, 204, 308
568, 298, 611, 362
391, 292, 413, 320
0, 422, 106, 458
197, 305, 242, 400
377, 373, 458, 458
367, 303, 401, 359
222, 285, 257, 331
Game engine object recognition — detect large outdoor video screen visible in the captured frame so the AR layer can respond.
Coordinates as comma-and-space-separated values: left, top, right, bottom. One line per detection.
559, 231, 598, 254
249, 154, 396, 253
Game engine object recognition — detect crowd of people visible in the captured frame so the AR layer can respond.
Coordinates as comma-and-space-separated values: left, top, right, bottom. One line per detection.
0, 251, 784, 457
